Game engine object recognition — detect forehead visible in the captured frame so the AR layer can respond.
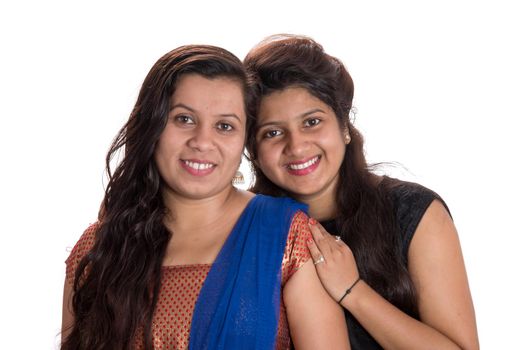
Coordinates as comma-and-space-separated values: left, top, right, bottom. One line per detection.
171, 74, 246, 116
258, 87, 333, 121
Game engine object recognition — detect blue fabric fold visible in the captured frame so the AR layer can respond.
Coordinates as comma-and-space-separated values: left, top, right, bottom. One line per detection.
189, 194, 307, 350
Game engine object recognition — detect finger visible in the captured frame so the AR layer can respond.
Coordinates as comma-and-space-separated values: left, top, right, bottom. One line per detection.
308, 218, 332, 256
306, 237, 325, 267
309, 218, 339, 254
314, 221, 342, 245
314, 221, 331, 236
308, 218, 329, 241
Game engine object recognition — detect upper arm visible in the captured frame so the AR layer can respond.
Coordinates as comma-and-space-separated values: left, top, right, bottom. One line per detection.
61, 278, 75, 343
283, 259, 350, 350
61, 223, 97, 343
408, 200, 479, 349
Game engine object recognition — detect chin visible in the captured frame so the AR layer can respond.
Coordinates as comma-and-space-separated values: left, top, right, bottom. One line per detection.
285, 180, 320, 193
286, 186, 314, 197
184, 183, 234, 199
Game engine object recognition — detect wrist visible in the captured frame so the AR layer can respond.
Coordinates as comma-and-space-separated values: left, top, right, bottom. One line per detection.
337, 277, 361, 304
339, 278, 366, 310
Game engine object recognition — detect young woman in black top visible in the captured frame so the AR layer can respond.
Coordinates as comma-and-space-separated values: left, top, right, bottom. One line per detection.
244, 34, 479, 349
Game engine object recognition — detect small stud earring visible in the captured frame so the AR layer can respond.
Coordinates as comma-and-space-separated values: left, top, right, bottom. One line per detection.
344, 132, 351, 145
232, 170, 245, 185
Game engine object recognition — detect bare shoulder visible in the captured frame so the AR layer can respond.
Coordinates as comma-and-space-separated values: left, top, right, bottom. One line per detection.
408, 199, 462, 280
408, 200, 479, 349
419, 199, 452, 225
410, 199, 456, 248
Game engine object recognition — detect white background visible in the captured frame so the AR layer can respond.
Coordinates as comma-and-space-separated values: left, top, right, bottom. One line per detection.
1, 1, 522, 348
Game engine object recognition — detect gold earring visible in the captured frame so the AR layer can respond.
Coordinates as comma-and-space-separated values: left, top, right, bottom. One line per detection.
232, 170, 245, 185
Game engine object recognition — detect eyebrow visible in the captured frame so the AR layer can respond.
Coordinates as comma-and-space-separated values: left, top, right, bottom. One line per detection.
257, 108, 326, 128
170, 103, 196, 113
170, 103, 242, 122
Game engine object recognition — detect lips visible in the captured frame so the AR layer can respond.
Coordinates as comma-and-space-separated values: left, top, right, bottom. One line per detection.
180, 159, 216, 176
285, 156, 320, 176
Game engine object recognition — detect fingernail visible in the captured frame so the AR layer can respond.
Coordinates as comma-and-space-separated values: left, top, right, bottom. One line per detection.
308, 218, 317, 225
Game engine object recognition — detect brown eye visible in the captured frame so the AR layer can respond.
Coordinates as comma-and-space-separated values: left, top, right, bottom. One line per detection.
304, 118, 321, 127
175, 115, 195, 124
264, 129, 283, 139
217, 122, 234, 132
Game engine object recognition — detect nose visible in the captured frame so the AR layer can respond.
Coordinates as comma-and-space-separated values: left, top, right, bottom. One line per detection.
284, 131, 310, 157
187, 125, 215, 152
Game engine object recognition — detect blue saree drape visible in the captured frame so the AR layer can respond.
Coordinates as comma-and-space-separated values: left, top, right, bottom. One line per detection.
189, 194, 307, 350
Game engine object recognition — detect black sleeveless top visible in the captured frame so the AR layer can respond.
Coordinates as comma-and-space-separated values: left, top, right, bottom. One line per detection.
320, 178, 448, 349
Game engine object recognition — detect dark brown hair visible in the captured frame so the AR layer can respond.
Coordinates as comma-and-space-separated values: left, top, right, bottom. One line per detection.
62, 45, 251, 350
244, 34, 418, 317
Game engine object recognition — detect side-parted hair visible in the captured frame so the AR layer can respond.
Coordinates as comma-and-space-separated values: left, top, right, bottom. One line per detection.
244, 35, 418, 317
62, 45, 251, 350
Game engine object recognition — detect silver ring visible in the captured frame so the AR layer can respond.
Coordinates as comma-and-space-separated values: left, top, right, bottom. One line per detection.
334, 236, 341, 242
313, 255, 325, 265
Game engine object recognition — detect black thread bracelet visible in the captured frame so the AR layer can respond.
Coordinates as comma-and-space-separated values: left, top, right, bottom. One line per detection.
337, 277, 361, 304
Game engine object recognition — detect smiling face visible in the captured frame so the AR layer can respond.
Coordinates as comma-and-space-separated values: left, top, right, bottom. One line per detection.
154, 74, 246, 201
255, 87, 347, 203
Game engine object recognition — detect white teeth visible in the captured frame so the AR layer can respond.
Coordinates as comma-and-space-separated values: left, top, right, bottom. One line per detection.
288, 156, 319, 170
184, 160, 214, 170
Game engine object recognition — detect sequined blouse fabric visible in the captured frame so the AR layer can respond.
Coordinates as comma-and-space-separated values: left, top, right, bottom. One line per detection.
65, 211, 312, 350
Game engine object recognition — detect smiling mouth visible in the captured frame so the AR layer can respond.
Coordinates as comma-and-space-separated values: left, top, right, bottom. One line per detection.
287, 156, 320, 170
183, 160, 215, 170
286, 156, 320, 175
180, 159, 217, 176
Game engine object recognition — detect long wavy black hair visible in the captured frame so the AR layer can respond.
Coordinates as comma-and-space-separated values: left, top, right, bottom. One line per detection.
244, 35, 418, 317
62, 45, 251, 350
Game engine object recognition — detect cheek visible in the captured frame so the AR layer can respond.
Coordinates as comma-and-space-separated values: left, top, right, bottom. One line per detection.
153, 139, 166, 165
154, 142, 171, 173
321, 129, 346, 152
256, 144, 279, 174
155, 137, 175, 161
327, 138, 347, 167
225, 137, 245, 162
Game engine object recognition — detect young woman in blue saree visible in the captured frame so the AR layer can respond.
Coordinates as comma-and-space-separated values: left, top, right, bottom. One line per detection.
61, 45, 349, 350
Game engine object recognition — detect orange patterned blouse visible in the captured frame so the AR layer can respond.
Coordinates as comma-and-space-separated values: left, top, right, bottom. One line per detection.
65, 211, 312, 349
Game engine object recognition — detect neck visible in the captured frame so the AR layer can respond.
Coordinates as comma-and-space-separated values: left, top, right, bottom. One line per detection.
163, 186, 243, 232
161, 186, 254, 265
294, 179, 338, 222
